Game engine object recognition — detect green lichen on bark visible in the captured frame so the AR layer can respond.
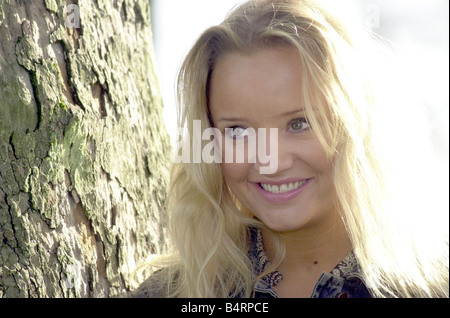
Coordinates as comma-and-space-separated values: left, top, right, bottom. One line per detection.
1, 0, 170, 297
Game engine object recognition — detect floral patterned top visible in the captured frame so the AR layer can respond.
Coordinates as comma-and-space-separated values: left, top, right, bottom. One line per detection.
248, 227, 372, 298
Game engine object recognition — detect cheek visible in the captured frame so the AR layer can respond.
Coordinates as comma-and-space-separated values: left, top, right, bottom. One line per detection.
221, 162, 256, 202
222, 162, 248, 185
310, 147, 336, 196
313, 153, 332, 176
303, 139, 332, 174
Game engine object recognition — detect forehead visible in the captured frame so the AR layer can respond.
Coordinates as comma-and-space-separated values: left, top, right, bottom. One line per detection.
208, 46, 305, 122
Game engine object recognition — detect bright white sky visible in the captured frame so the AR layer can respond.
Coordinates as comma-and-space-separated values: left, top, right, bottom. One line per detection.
150, 0, 449, 165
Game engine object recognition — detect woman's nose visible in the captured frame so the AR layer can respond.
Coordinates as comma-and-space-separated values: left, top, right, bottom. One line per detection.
253, 129, 295, 175
275, 138, 296, 174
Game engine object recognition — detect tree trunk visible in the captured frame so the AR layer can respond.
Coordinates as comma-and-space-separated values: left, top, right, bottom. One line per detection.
0, 0, 170, 297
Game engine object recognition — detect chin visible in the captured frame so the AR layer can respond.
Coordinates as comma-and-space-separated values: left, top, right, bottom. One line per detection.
255, 208, 311, 233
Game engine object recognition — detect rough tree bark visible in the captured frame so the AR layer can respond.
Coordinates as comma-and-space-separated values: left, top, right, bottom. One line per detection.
0, 0, 170, 297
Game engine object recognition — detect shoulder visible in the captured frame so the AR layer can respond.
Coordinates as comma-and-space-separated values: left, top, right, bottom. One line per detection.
130, 268, 174, 298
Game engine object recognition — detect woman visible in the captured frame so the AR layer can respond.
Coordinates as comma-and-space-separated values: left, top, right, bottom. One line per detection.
134, 0, 448, 298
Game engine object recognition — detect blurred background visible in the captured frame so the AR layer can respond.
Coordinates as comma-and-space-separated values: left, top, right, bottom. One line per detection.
149, 0, 449, 165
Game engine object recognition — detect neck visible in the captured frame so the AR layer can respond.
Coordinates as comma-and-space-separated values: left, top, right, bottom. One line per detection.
262, 212, 352, 273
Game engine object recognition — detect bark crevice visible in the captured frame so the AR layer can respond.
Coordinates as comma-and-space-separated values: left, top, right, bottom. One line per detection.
1, 0, 170, 298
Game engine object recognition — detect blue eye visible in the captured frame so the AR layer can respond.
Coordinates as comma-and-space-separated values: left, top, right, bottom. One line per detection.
225, 126, 252, 139
289, 118, 310, 132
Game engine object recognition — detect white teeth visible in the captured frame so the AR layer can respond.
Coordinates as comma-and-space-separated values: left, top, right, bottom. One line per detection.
260, 180, 307, 194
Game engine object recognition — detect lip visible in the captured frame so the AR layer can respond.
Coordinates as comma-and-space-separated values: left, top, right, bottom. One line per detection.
253, 178, 312, 203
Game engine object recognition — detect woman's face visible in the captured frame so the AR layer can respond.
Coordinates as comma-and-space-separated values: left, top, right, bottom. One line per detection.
209, 46, 337, 232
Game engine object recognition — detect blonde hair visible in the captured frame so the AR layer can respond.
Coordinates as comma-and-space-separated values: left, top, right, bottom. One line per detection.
153, 0, 448, 297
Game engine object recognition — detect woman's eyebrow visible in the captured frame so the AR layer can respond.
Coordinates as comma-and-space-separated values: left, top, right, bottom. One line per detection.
215, 109, 306, 124
278, 109, 305, 117
216, 116, 248, 124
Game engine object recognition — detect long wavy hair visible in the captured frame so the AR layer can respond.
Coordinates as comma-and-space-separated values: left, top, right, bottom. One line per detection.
153, 0, 449, 297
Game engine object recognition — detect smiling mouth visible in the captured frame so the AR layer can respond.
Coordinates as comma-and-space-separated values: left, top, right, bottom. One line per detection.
259, 180, 309, 194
